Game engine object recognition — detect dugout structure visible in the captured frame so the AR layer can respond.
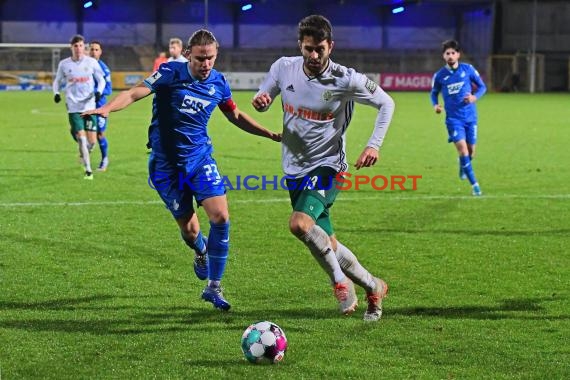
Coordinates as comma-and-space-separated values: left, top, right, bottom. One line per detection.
487, 53, 545, 93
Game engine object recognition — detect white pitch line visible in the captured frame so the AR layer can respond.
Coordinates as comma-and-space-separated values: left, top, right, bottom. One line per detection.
30, 109, 61, 116
0, 194, 569, 208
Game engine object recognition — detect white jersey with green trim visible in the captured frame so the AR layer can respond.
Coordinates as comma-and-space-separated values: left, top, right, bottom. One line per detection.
53, 56, 105, 113
256, 56, 395, 178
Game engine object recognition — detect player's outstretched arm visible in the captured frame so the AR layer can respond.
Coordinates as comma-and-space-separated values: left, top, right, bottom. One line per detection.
222, 106, 281, 142
355, 88, 394, 170
82, 83, 151, 118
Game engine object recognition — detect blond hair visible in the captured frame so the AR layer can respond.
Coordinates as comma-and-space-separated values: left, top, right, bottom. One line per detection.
169, 38, 183, 47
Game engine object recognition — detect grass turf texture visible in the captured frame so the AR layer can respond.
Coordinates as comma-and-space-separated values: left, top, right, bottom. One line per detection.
0, 91, 569, 379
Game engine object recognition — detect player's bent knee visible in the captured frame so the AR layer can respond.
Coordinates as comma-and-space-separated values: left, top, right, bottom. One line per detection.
289, 216, 311, 238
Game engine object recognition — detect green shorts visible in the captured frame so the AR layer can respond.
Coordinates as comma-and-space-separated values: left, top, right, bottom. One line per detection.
286, 166, 341, 235
69, 113, 97, 134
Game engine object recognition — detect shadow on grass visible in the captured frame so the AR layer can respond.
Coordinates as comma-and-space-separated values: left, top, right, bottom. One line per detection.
0, 295, 115, 310
0, 294, 337, 335
183, 358, 250, 367
183, 357, 297, 369
389, 296, 568, 320
0, 294, 566, 335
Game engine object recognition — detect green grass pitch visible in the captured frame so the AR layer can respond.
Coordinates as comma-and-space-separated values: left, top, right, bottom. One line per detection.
0, 90, 569, 379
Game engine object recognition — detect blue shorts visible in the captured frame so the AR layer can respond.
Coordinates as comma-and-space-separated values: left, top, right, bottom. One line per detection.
96, 98, 107, 133
96, 115, 107, 133
148, 153, 226, 219
446, 120, 478, 145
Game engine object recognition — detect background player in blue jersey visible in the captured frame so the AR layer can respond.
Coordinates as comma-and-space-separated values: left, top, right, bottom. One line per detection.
430, 39, 486, 196
83, 29, 280, 311
89, 41, 112, 171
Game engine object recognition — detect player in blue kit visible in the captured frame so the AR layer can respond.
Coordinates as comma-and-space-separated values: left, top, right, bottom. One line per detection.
83, 29, 280, 311
89, 41, 112, 171
430, 39, 486, 196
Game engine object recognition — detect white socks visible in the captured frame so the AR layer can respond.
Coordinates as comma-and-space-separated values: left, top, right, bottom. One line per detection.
301, 225, 346, 283
78, 135, 92, 172
335, 241, 376, 293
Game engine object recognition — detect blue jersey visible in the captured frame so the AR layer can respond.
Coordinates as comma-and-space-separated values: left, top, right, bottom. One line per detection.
143, 62, 233, 167
430, 62, 486, 123
95, 59, 112, 107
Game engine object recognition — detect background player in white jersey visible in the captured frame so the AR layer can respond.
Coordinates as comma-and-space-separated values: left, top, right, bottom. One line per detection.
89, 41, 112, 171
53, 34, 105, 180
167, 38, 189, 63
252, 15, 394, 321
83, 29, 280, 311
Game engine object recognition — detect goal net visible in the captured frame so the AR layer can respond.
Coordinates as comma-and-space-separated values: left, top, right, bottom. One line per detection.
0, 43, 69, 90
487, 53, 545, 92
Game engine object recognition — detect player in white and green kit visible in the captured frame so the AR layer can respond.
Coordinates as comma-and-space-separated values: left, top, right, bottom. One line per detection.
53, 34, 105, 179
253, 15, 394, 321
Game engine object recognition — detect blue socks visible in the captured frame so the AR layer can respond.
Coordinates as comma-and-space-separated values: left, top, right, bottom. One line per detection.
98, 136, 108, 159
181, 230, 207, 255
180, 222, 229, 284
207, 221, 230, 282
459, 155, 477, 185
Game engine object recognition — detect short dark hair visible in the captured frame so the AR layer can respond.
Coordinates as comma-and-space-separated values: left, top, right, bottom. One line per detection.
70, 34, 85, 45
90, 40, 102, 49
187, 29, 218, 49
442, 39, 460, 53
298, 15, 333, 43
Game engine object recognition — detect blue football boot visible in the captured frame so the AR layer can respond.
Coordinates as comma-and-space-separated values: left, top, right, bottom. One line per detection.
201, 285, 231, 311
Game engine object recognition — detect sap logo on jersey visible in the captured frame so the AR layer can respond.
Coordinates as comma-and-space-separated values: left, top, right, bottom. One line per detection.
180, 95, 211, 114
446, 81, 464, 95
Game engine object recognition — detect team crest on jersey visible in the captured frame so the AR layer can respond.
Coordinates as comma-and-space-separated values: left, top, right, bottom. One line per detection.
146, 71, 162, 85
208, 85, 216, 95
447, 81, 465, 94
461, 71, 466, 78
180, 95, 211, 114
365, 79, 377, 94
322, 90, 333, 102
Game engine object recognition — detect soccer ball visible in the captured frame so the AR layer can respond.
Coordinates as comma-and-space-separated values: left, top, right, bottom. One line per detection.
241, 321, 287, 364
